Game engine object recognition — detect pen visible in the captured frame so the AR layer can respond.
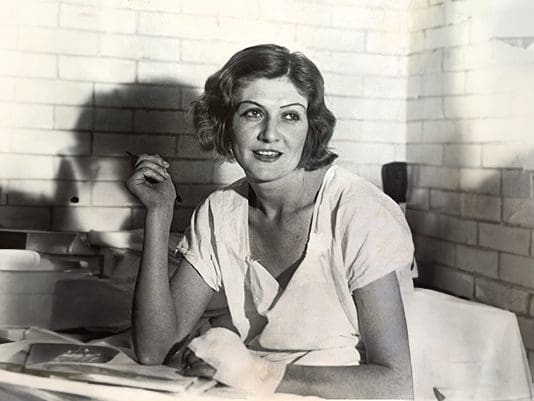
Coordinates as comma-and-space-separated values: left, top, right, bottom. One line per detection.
126, 151, 183, 203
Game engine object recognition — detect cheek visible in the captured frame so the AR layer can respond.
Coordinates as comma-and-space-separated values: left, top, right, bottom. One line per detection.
230, 118, 246, 147
292, 123, 309, 150
231, 126, 250, 149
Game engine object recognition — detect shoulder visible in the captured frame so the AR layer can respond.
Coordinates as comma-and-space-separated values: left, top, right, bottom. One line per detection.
196, 176, 248, 213
325, 165, 400, 215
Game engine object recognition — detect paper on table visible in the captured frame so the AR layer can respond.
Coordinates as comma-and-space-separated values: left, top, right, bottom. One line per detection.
23, 343, 197, 393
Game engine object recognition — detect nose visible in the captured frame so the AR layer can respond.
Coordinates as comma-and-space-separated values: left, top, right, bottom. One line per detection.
257, 116, 280, 143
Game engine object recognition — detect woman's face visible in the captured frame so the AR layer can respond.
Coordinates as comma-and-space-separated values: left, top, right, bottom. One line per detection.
231, 76, 309, 184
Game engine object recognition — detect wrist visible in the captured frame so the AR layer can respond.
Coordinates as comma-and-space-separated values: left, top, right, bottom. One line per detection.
145, 205, 174, 224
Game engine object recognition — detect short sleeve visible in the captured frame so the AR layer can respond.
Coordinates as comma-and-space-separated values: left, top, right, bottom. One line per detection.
175, 198, 222, 291
341, 197, 415, 292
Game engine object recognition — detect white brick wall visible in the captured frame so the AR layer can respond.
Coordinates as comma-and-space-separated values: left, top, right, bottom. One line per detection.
93, 133, 176, 158
424, 263, 475, 299
0, 206, 51, 229
137, 61, 215, 88
95, 83, 182, 109
133, 110, 187, 134
331, 141, 396, 165
14, 79, 93, 105
54, 106, 92, 130
407, 187, 430, 210
0, 155, 56, 180
59, 56, 137, 83
9, 129, 91, 156
1, 103, 55, 129
430, 189, 460, 215
503, 199, 534, 228
0, 51, 57, 78
95, 108, 132, 132
500, 253, 534, 290
361, 122, 407, 143
52, 206, 132, 231
475, 277, 530, 314
459, 168, 500, 195
456, 245, 499, 278
518, 318, 534, 350
479, 223, 530, 256
503, 170, 532, 198
411, 165, 461, 191
405, 144, 443, 165
100, 34, 181, 61
0, 26, 17, 50
138, 12, 218, 39
324, 74, 363, 98
406, 0, 534, 372
461, 193, 501, 222
13, 2, 59, 28
414, 235, 455, 266
2, 0, 533, 371
259, 1, 332, 26
19, 27, 99, 55
422, 72, 465, 96
444, 144, 481, 168
60, 4, 136, 34
0, 78, 14, 101
330, 97, 406, 121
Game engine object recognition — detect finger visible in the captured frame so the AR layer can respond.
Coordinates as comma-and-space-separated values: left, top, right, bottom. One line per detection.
184, 351, 206, 368
181, 348, 194, 368
135, 154, 170, 169
181, 363, 216, 379
134, 161, 170, 179
134, 166, 167, 183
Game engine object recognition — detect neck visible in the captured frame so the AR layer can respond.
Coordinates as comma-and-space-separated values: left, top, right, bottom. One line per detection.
248, 168, 326, 219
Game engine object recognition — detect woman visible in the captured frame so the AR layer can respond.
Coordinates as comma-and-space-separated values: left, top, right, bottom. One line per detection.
126, 44, 415, 399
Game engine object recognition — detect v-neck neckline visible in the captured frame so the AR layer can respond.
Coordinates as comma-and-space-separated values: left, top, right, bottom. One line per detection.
244, 165, 334, 284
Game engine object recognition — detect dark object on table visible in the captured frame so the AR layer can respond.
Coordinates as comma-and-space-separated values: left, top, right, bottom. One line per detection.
25, 343, 119, 367
381, 161, 407, 203
433, 386, 446, 400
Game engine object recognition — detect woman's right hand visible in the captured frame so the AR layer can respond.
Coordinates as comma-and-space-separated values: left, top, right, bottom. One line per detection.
126, 154, 176, 211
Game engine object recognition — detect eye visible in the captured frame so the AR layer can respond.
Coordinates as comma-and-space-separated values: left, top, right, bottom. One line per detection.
282, 112, 300, 122
242, 108, 264, 119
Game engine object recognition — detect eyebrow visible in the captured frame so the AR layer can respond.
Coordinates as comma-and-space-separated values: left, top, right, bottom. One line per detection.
236, 100, 306, 109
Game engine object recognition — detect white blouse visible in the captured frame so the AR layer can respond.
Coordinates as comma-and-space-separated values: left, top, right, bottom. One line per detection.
176, 165, 415, 366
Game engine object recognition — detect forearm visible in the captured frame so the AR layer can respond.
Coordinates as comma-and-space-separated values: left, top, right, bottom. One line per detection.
278, 363, 413, 400
132, 207, 179, 365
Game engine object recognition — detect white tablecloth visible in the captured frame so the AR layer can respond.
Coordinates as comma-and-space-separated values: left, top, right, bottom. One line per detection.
0, 289, 531, 401
408, 289, 532, 401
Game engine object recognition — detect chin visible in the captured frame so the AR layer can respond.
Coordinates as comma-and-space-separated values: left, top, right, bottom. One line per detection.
246, 170, 284, 183
244, 165, 299, 184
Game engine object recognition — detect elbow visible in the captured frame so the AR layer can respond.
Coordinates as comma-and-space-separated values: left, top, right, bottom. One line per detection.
387, 364, 414, 399
134, 344, 167, 366
137, 352, 165, 366
394, 374, 414, 399
132, 328, 170, 365
135, 339, 187, 366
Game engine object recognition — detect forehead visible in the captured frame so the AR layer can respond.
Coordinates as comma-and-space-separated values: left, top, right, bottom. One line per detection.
235, 77, 308, 107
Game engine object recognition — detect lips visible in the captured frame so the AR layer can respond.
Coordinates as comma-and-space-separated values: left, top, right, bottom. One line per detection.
252, 149, 282, 162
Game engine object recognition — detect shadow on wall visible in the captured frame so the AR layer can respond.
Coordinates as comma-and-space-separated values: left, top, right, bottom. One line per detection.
405, 1, 534, 307
1, 79, 228, 233
406, 158, 533, 292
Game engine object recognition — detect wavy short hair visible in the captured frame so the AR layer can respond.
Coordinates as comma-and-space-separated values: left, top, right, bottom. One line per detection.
189, 44, 337, 170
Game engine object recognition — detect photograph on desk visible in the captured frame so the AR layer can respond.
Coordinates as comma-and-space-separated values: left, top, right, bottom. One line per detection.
23, 343, 199, 393
1, 0, 534, 400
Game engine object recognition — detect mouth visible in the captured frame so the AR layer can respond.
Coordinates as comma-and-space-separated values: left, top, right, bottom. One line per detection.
252, 149, 283, 162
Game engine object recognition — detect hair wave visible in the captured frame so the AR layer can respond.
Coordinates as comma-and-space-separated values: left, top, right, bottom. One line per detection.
189, 44, 337, 170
